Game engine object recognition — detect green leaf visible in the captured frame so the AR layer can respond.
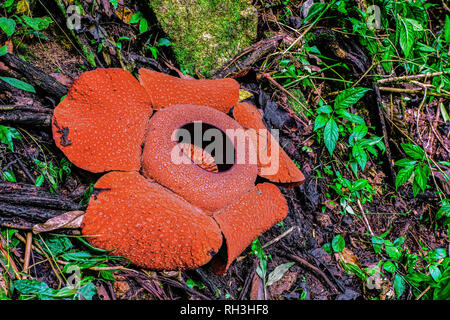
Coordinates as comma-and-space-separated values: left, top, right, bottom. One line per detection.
266, 262, 295, 287
427, 248, 447, 261
129, 12, 143, 24
14, 279, 49, 295
331, 234, 345, 253
0, 45, 7, 57
382, 45, 393, 73
322, 243, 333, 255
383, 261, 397, 273
157, 38, 171, 47
35, 174, 44, 187
395, 165, 414, 190
336, 109, 365, 124
109, 0, 118, 9
0, 17, 16, 37
372, 236, 384, 253
186, 279, 205, 290
429, 265, 441, 282
22, 16, 51, 31
139, 18, 149, 33
401, 143, 425, 160
0, 76, 36, 93
317, 105, 333, 114
445, 15, 450, 44
351, 179, 368, 191
386, 243, 402, 261
324, 117, 339, 155
1, 0, 14, 8
414, 164, 429, 193
334, 87, 371, 109
353, 124, 368, 140
394, 274, 406, 299
78, 281, 97, 300
2, 169, 16, 182
398, 16, 415, 57
0, 125, 21, 151
314, 114, 329, 131
395, 158, 418, 167
352, 145, 367, 171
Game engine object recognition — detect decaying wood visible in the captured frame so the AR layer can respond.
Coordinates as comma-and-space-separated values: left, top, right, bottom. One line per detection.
0, 181, 81, 229
0, 105, 52, 127
213, 35, 286, 79
0, 53, 68, 100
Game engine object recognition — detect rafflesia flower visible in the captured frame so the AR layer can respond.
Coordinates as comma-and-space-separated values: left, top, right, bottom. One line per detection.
52, 68, 305, 274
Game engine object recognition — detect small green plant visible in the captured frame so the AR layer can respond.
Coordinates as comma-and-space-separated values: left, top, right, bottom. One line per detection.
371, 233, 449, 299
314, 87, 371, 156
395, 143, 431, 197
328, 170, 376, 214
33, 158, 71, 192
129, 11, 149, 34
186, 279, 205, 290
0, 125, 21, 151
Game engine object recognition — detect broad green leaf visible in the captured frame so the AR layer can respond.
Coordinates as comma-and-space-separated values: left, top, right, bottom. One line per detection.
352, 124, 368, 140
336, 109, 365, 124
109, 0, 118, 9
314, 114, 329, 131
1, 0, 14, 8
317, 105, 333, 114
139, 18, 149, 33
383, 261, 397, 273
429, 265, 441, 282
331, 234, 345, 253
382, 45, 393, 73
0, 45, 7, 56
0, 125, 21, 151
398, 16, 415, 57
395, 165, 414, 190
22, 16, 51, 31
334, 87, 371, 109
2, 170, 16, 182
385, 241, 402, 261
0, 17, 15, 37
436, 204, 450, 220
394, 274, 406, 299
324, 117, 339, 155
129, 11, 143, 24
266, 262, 295, 287
0, 76, 36, 93
414, 164, 429, 193
157, 38, 171, 47
14, 279, 49, 294
395, 158, 418, 168
445, 15, 450, 44
78, 282, 97, 300
427, 248, 447, 261
401, 143, 425, 160
351, 179, 368, 191
35, 174, 44, 187
352, 145, 367, 171
405, 18, 423, 32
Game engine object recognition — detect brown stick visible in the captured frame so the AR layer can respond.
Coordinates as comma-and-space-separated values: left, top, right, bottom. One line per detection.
0, 105, 52, 126
287, 254, 340, 293
377, 71, 448, 84
379, 86, 450, 98
0, 181, 81, 228
0, 53, 68, 100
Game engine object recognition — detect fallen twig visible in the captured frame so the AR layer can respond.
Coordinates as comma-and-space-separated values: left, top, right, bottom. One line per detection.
287, 253, 340, 293
377, 71, 448, 84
